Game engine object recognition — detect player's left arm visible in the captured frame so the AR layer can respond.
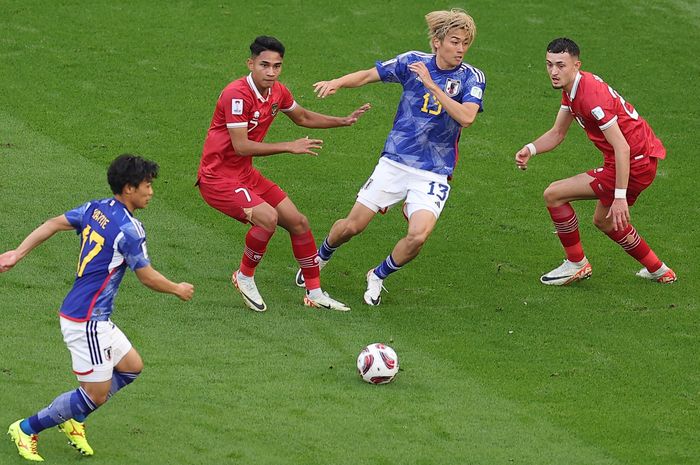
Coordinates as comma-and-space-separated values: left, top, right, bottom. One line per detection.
602, 120, 631, 231
408, 61, 479, 127
0, 215, 74, 272
285, 103, 371, 129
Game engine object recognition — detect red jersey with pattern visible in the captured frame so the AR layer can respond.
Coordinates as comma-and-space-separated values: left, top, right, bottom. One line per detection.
561, 71, 665, 167
198, 74, 297, 181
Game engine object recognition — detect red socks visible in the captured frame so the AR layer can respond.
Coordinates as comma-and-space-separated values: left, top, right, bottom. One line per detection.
239, 226, 275, 276
547, 204, 585, 263
291, 230, 321, 290
605, 224, 662, 272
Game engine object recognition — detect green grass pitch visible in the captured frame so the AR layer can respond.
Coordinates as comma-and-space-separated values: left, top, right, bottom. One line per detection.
1, 1, 698, 464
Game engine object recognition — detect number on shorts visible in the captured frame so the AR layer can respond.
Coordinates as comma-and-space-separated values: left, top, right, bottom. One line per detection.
235, 187, 252, 202
427, 181, 449, 201
77, 225, 105, 277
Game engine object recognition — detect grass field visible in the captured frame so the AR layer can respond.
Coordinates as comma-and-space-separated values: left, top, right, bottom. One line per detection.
1, 1, 698, 464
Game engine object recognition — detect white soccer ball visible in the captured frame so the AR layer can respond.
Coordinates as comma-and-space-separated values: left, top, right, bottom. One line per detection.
356, 343, 399, 384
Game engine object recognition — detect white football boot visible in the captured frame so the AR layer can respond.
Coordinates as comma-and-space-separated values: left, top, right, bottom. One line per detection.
636, 263, 677, 283
232, 270, 267, 312
303, 289, 350, 312
540, 258, 592, 286
295, 256, 328, 288
363, 269, 386, 306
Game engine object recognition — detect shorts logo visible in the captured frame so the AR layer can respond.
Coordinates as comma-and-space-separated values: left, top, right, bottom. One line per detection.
445, 79, 461, 97
104, 347, 112, 362
271, 103, 279, 116
363, 178, 374, 190
469, 86, 483, 99
232, 99, 243, 115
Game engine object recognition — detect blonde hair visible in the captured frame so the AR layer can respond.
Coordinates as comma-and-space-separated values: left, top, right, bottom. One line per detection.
425, 8, 476, 53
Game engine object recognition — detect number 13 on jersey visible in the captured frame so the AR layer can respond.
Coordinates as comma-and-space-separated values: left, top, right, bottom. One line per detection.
421, 93, 442, 115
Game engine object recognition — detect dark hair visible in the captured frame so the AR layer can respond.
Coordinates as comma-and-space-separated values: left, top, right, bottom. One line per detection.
107, 154, 159, 195
547, 37, 580, 58
250, 36, 285, 58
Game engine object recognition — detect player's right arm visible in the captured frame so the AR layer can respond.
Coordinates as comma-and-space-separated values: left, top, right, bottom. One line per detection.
515, 108, 574, 170
134, 265, 194, 301
228, 127, 324, 157
313, 68, 381, 98
0, 215, 74, 273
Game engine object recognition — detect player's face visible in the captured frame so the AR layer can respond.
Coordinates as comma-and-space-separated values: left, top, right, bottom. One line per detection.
434, 28, 470, 69
130, 180, 153, 210
247, 51, 283, 92
545, 52, 580, 91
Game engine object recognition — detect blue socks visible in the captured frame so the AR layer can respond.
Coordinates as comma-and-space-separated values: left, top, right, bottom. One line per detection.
19, 370, 141, 435
109, 371, 140, 398
318, 237, 338, 261
374, 255, 402, 279
22, 387, 96, 435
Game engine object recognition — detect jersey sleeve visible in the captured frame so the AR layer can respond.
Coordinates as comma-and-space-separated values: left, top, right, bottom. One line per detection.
461, 67, 486, 111
118, 223, 151, 271
278, 83, 297, 113
583, 85, 618, 130
64, 201, 92, 231
375, 52, 412, 84
221, 86, 254, 130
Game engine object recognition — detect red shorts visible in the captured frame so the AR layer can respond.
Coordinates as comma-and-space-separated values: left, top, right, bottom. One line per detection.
587, 156, 658, 207
197, 170, 287, 224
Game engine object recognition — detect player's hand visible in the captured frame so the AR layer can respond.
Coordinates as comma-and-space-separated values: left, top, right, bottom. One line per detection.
313, 79, 341, 98
342, 103, 371, 126
289, 136, 324, 156
0, 250, 20, 273
606, 198, 630, 231
176, 282, 195, 301
515, 146, 533, 170
408, 62, 436, 90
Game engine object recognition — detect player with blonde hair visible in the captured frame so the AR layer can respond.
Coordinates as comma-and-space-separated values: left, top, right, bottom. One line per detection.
295, 9, 486, 305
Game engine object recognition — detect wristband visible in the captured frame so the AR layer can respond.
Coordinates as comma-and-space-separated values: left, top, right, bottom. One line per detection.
525, 143, 537, 156
614, 188, 627, 199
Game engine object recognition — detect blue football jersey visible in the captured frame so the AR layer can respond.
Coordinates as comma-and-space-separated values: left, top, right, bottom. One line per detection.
375, 51, 486, 176
60, 198, 151, 321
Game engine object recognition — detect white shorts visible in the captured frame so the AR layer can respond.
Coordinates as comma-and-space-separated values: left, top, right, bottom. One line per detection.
356, 158, 451, 219
60, 317, 132, 382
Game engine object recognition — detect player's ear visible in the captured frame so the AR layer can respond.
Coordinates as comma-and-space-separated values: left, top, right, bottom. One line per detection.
246, 58, 254, 71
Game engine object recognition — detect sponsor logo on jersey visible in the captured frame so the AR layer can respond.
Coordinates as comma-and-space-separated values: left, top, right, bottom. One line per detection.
232, 99, 243, 115
591, 106, 605, 121
470, 86, 483, 99
445, 78, 461, 97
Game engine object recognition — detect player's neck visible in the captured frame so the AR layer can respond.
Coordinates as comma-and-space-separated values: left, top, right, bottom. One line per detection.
114, 195, 136, 213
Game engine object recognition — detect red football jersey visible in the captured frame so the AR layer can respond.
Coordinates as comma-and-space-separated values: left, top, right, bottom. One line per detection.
198, 74, 296, 180
561, 71, 665, 166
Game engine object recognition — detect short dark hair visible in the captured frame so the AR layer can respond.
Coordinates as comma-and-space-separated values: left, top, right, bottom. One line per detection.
250, 36, 285, 58
107, 154, 159, 195
547, 37, 580, 58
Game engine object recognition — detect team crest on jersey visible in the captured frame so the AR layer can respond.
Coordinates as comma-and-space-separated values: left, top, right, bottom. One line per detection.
271, 103, 279, 116
445, 79, 461, 97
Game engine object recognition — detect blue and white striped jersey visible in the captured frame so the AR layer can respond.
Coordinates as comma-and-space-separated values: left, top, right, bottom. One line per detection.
60, 198, 150, 322
375, 51, 486, 176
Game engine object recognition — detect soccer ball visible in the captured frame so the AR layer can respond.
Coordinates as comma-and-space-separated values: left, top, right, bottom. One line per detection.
356, 343, 399, 384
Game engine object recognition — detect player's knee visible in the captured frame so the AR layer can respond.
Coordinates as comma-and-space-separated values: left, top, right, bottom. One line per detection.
405, 231, 429, 251
84, 388, 110, 406
593, 215, 613, 233
254, 209, 278, 231
543, 183, 560, 206
343, 219, 367, 238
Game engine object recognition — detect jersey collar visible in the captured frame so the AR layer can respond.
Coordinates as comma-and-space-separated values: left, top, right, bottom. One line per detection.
568, 71, 583, 100
246, 74, 271, 102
